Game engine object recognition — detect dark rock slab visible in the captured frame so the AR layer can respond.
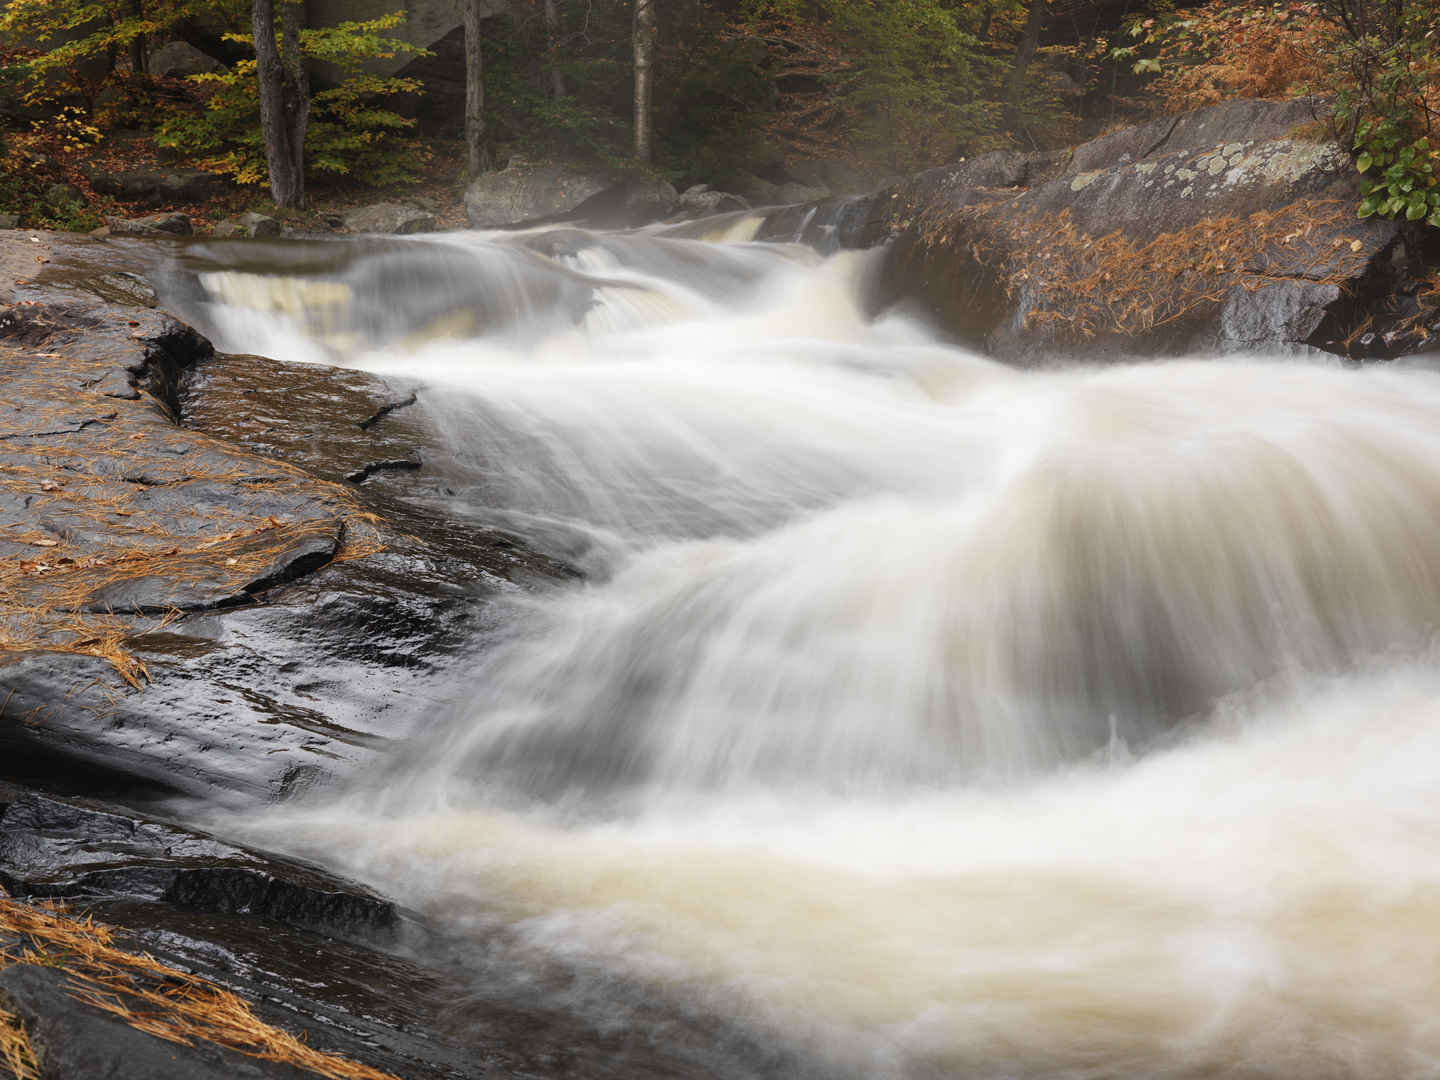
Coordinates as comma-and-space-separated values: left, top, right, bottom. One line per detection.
0, 785, 808, 1080
0, 964, 310, 1080
0, 789, 396, 942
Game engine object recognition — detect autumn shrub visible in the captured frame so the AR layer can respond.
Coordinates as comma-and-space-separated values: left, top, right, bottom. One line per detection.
157, 14, 429, 188
1121, 0, 1440, 229
1115, 1, 1332, 113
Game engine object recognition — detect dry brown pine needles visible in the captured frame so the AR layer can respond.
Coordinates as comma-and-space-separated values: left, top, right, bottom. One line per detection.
0, 896, 399, 1080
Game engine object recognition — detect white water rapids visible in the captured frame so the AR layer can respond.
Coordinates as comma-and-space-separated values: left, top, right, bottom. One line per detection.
184, 223, 1440, 1077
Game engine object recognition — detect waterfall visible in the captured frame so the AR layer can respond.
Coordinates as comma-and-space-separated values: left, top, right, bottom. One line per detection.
181, 223, 1440, 1078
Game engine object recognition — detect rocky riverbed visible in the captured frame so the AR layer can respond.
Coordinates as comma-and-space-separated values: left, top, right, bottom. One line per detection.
0, 230, 773, 1080
3, 96, 1439, 1080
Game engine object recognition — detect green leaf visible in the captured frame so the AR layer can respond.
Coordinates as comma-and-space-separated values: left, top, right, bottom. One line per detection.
1357, 151, 1373, 172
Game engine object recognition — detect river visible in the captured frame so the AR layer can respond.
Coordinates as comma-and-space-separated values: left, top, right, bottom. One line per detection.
173, 220, 1440, 1078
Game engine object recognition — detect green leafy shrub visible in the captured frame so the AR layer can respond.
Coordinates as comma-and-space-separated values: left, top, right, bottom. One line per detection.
1328, 0, 1440, 227
157, 13, 430, 187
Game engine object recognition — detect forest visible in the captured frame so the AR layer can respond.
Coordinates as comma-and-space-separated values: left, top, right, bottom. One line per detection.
0, 0, 1434, 229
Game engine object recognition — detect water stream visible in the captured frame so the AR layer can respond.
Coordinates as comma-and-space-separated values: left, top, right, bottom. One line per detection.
177, 222, 1440, 1077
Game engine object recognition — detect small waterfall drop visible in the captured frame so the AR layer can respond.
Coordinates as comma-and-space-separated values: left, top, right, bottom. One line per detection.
178, 224, 1440, 1078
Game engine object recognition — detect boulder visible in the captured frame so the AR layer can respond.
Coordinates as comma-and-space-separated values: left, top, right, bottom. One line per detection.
148, 39, 224, 78
43, 182, 83, 209
103, 212, 193, 236
213, 211, 282, 239
342, 201, 436, 234
563, 176, 681, 228
873, 97, 1409, 359
675, 184, 751, 218
86, 166, 223, 206
464, 157, 613, 228
732, 172, 783, 206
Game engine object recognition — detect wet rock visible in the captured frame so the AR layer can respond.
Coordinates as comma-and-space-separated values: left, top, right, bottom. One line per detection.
872, 97, 1407, 359
0, 964, 307, 1080
342, 201, 436, 235
464, 157, 613, 228
104, 211, 193, 237
732, 172, 783, 206
754, 195, 875, 253
564, 176, 681, 228
0, 790, 397, 941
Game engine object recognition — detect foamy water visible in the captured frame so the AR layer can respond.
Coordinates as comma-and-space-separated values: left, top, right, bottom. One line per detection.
183, 224, 1440, 1077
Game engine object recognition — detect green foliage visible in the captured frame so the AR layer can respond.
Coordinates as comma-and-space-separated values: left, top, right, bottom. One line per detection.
0, 1, 245, 94
821, 0, 985, 164
481, 20, 633, 171
157, 13, 431, 188
0, 144, 116, 230
1328, 0, 1440, 227
1355, 126, 1440, 227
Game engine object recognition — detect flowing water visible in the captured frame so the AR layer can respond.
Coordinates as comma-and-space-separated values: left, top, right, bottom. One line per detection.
176, 221, 1440, 1077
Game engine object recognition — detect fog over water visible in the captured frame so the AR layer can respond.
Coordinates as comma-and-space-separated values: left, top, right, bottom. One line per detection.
187, 223, 1440, 1078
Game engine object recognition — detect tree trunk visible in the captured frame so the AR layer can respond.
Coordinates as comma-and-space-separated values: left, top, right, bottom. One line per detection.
463, 0, 491, 176
128, 0, 146, 74
280, 0, 308, 205
253, 0, 308, 208
544, 0, 566, 100
633, 0, 655, 163
1004, 0, 1045, 134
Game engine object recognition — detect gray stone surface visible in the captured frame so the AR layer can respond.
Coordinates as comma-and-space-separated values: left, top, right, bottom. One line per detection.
103, 211, 193, 236
464, 158, 613, 228
870, 97, 1408, 359
214, 211, 282, 239
148, 39, 224, 77
342, 200, 436, 234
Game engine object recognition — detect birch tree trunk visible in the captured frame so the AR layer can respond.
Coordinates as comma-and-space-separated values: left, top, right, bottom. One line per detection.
633, 0, 655, 163
464, 0, 491, 176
